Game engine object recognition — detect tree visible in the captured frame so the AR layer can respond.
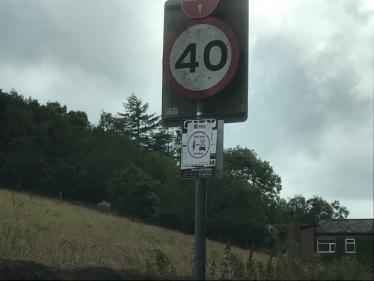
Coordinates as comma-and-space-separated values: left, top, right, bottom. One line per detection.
136, 151, 195, 231
224, 146, 282, 200
107, 164, 161, 220
331, 200, 350, 219
287, 194, 350, 225
148, 127, 174, 155
287, 194, 309, 222
208, 171, 268, 247
116, 94, 160, 149
0, 91, 43, 189
98, 110, 127, 137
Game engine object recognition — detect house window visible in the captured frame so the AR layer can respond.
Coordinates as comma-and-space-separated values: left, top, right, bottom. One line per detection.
317, 239, 336, 253
345, 239, 355, 253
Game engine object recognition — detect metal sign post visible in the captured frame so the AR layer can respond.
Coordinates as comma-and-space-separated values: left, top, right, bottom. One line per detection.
194, 100, 207, 280
162, 0, 248, 279
195, 176, 207, 280
180, 104, 223, 280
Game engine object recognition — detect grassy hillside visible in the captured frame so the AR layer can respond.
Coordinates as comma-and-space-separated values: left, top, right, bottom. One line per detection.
0, 188, 267, 277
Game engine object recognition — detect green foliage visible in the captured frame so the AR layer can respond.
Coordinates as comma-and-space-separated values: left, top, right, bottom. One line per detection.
245, 245, 256, 280
107, 164, 160, 219
0, 89, 354, 255
224, 146, 282, 199
98, 111, 127, 137
221, 237, 232, 278
208, 171, 268, 247
287, 195, 350, 225
116, 93, 163, 150
146, 246, 176, 275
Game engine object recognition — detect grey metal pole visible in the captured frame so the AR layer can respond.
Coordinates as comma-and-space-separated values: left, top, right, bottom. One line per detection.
194, 100, 207, 280
195, 177, 207, 280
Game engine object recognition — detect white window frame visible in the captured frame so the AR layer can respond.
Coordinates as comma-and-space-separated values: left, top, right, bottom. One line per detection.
317, 239, 336, 253
345, 239, 355, 253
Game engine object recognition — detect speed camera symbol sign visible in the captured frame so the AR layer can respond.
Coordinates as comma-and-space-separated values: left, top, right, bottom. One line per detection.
187, 131, 210, 159
163, 16, 239, 100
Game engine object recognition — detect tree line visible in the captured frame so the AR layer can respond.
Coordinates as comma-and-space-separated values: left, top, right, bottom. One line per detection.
0, 89, 349, 248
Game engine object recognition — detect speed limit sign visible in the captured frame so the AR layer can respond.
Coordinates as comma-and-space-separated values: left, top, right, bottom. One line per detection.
163, 17, 239, 99
162, 0, 248, 127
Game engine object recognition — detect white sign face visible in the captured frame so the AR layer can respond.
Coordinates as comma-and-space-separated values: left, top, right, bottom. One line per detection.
181, 120, 217, 168
163, 17, 239, 100
170, 24, 231, 91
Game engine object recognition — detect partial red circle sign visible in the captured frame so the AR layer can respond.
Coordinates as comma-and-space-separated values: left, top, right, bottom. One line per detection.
181, 0, 219, 19
163, 16, 239, 100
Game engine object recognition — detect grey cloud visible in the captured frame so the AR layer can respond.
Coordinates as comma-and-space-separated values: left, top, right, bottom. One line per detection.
0, 0, 165, 127
0, 1, 158, 87
342, 0, 374, 24
247, 32, 371, 159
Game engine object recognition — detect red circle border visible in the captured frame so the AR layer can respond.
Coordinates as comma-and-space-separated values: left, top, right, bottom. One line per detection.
163, 16, 239, 100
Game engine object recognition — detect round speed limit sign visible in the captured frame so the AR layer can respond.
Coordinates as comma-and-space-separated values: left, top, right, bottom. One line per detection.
163, 17, 239, 99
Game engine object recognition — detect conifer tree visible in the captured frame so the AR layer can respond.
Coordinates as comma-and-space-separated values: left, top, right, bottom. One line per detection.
117, 93, 160, 149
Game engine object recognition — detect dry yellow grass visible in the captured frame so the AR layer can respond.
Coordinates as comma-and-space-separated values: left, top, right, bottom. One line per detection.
0, 188, 268, 276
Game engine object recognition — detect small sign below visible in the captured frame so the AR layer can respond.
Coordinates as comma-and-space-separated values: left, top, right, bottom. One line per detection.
182, 170, 198, 178
182, 120, 214, 168
181, 119, 223, 179
181, 167, 215, 179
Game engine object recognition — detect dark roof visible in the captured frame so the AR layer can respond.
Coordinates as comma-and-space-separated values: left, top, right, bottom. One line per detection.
300, 222, 317, 230
316, 219, 374, 234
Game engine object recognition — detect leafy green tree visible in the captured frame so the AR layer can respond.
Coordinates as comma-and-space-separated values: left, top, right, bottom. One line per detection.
156, 177, 195, 233
0, 90, 7, 181
224, 146, 282, 200
136, 151, 178, 186
107, 164, 161, 220
305, 196, 349, 222
38, 103, 96, 200
208, 171, 268, 247
137, 151, 195, 231
287, 194, 350, 225
306, 196, 335, 222
287, 194, 309, 222
0, 91, 43, 189
331, 200, 350, 219
98, 110, 127, 137
266, 195, 290, 226
223, 146, 283, 242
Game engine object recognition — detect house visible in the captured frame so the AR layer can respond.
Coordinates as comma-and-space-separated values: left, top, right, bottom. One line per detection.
299, 219, 374, 267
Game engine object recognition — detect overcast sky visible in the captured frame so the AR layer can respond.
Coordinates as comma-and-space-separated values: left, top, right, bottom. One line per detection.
0, 0, 373, 219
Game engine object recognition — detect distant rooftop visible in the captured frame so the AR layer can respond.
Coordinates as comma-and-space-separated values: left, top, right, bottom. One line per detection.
316, 219, 374, 234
